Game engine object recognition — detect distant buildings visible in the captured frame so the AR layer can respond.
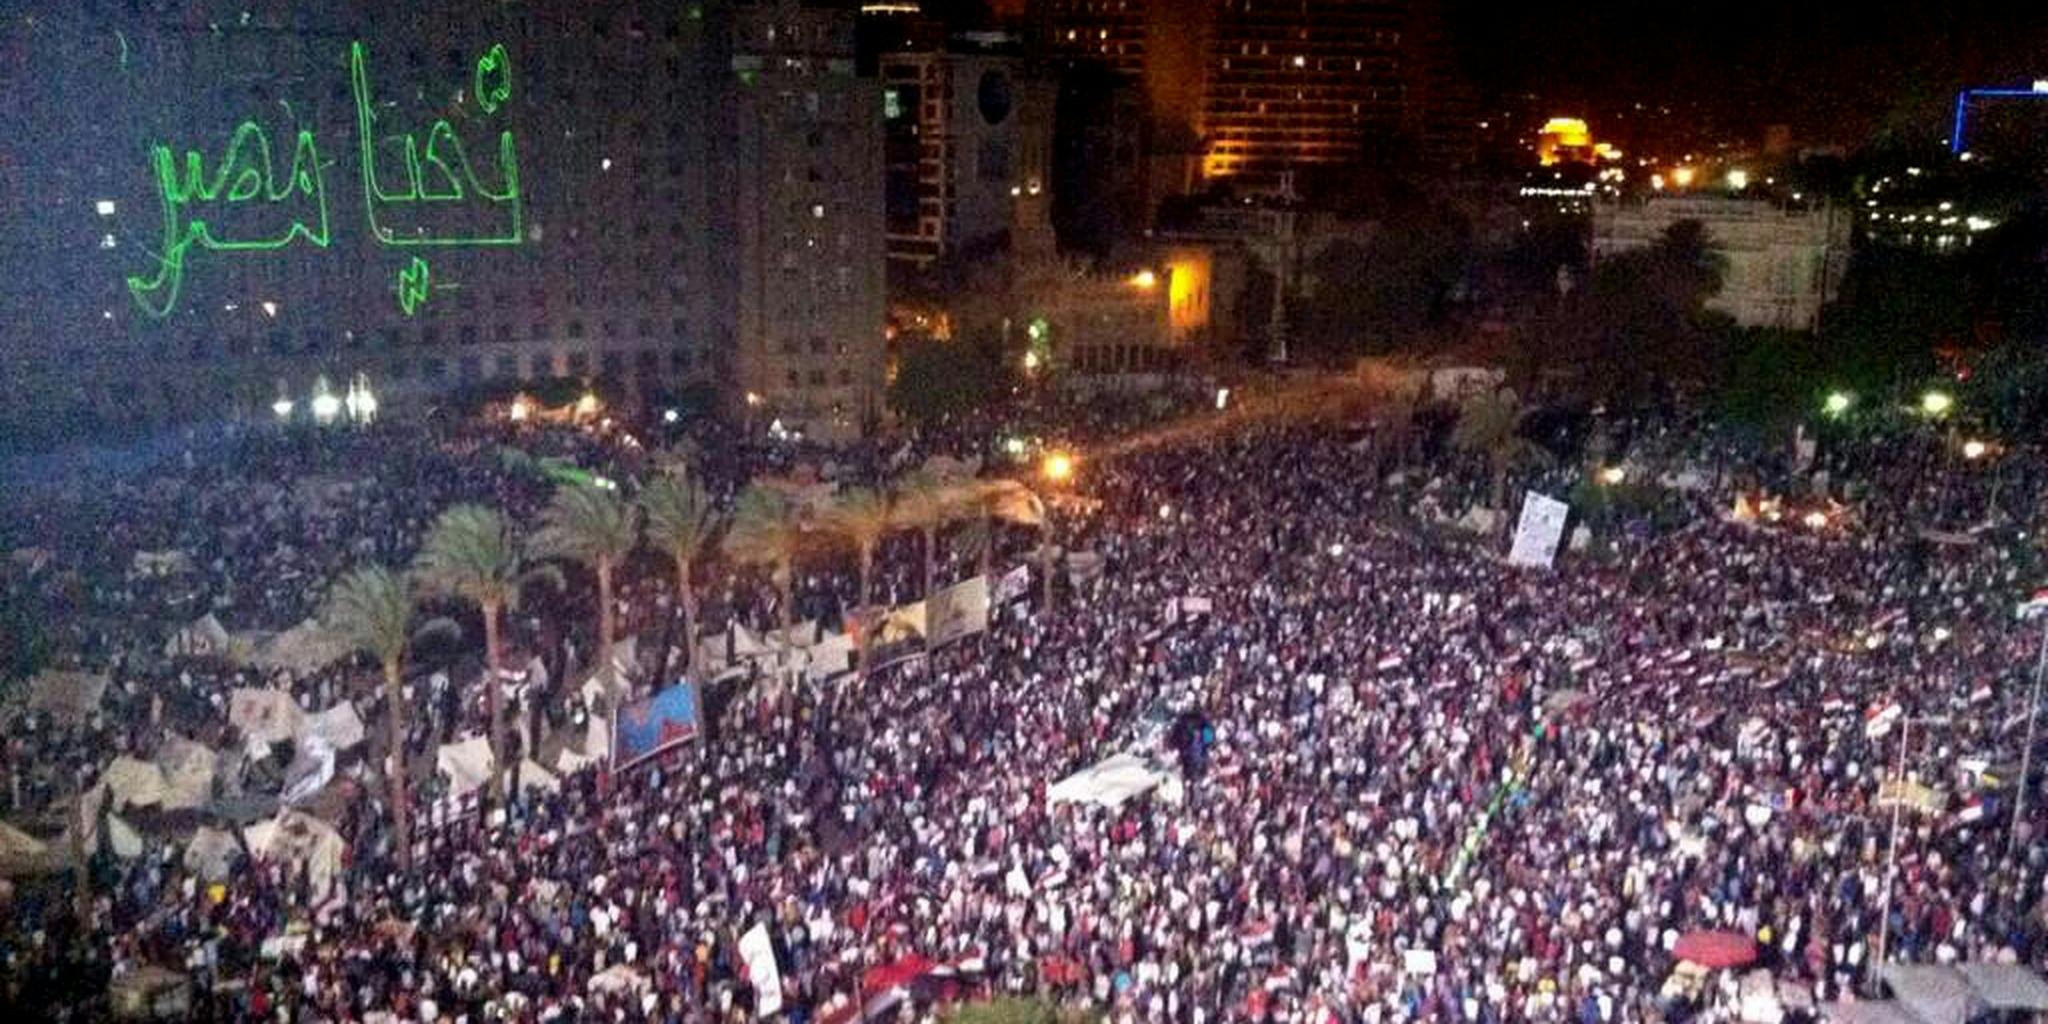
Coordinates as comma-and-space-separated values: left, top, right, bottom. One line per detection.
877, 33, 1055, 269
1029, 0, 1473, 194
732, 0, 889, 439
0, 0, 891, 446
1594, 197, 1852, 331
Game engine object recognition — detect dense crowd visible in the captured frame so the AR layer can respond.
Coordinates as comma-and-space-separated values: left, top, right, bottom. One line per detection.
1, 388, 2044, 1023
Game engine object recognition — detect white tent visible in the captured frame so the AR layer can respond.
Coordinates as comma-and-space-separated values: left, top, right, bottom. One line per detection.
1819, 1001, 1933, 1024
1047, 753, 1174, 809
243, 810, 345, 899
230, 688, 305, 745
1879, 964, 1982, 1024
183, 827, 242, 882
252, 619, 353, 676
436, 735, 496, 798
300, 702, 366, 752
100, 756, 168, 811
1952, 963, 2048, 1012
25, 670, 109, 723
157, 735, 218, 811
165, 614, 233, 659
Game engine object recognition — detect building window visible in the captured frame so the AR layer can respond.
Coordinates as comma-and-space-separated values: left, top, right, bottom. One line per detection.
601, 351, 625, 376
568, 320, 585, 339
785, 370, 800, 387
637, 350, 659, 373
494, 355, 518, 378
567, 351, 590, 375
808, 370, 826, 386
670, 348, 691, 371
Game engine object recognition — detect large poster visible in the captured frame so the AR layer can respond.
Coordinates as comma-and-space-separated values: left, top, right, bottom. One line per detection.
927, 575, 990, 648
612, 680, 702, 769
1507, 491, 1570, 569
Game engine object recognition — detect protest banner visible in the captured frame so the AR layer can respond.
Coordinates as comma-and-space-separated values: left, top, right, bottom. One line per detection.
740, 922, 784, 1016
927, 575, 990, 649
1507, 491, 1570, 569
612, 680, 702, 769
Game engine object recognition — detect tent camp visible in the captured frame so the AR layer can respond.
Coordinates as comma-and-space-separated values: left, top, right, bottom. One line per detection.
100, 757, 169, 811
1047, 753, 1175, 809
300, 702, 366, 752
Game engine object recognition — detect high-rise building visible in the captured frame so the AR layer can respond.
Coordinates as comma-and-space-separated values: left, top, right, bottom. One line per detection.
1028, 0, 1470, 194
732, 0, 888, 438
0, 0, 889, 448
877, 33, 1055, 269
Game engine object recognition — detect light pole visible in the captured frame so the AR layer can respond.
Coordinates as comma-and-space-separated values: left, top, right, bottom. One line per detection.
2010, 613, 2048, 860
1872, 713, 1950, 989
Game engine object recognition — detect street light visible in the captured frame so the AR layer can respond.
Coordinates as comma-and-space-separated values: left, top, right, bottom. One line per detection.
271, 398, 294, 420
1962, 439, 1988, 460
1599, 465, 1626, 485
1041, 451, 1075, 483
509, 396, 533, 422
1920, 390, 1953, 417
1824, 391, 1853, 417
1129, 269, 1157, 289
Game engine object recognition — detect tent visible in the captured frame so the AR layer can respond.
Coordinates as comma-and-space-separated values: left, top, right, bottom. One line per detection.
0, 821, 52, 876
1818, 1000, 1926, 1024
156, 735, 218, 811
300, 702, 366, 752
101, 757, 169, 811
1047, 753, 1174, 809
1952, 962, 2048, 1013
1673, 930, 1759, 969
164, 614, 233, 659
25, 670, 110, 723
252, 619, 353, 676
229, 688, 305, 745
183, 827, 242, 883
1878, 964, 1983, 1024
243, 811, 346, 900
436, 736, 496, 798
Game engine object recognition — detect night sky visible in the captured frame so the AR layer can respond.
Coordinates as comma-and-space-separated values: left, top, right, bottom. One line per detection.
1448, 1, 2048, 147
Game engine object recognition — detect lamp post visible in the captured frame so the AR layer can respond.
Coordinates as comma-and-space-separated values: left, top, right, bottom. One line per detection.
2011, 612, 2048, 861
1872, 713, 1951, 991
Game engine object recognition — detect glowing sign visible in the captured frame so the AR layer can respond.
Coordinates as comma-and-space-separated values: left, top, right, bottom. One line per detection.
124, 40, 524, 318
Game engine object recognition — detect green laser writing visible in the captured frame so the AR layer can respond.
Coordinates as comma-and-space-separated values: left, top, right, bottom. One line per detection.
475, 43, 511, 114
125, 121, 333, 319
122, 41, 524, 318
351, 40, 523, 248
397, 256, 431, 316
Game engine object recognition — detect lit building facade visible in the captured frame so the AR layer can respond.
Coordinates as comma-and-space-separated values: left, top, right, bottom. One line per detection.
879, 37, 1055, 268
1593, 197, 1852, 332
0, 0, 889, 447
732, 0, 888, 439
1028, 0, 1470, 194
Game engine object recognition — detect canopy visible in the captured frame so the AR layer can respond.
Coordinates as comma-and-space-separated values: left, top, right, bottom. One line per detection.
436, 735, 496, 798
229, 688, 305, 745
183, 827, 242, 882
1952, 962, 2048, 1011
25, 669, 109, 723
1672, 930, 1759, 969
1818, 1000, 1929, 1024
251, 619, 353, 676
100, 756, 168, 811
1879, 964, 1983, 1024
1048, 753, 1173, 809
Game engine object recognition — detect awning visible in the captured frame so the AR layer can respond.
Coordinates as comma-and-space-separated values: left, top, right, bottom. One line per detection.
1818, 999, 1930, 1024
1952, 962, 2048, 1011
1879, 964, 1982, 1024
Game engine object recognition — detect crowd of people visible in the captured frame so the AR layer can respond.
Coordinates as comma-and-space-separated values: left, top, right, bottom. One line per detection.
0, 384, 2044, 1023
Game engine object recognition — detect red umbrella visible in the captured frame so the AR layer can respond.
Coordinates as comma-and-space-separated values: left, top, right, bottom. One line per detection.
1673, 930, 1759, 969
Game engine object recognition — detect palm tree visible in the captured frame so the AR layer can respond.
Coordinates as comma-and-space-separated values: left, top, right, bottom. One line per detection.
892, 471, 958, 597
412, 504, 552, 795
532, 484, 640, 705
1451, 390, 1548, 514
723, 483, 805, 635
321, 565, 422, 868
823, 486, 894, 608
639, 473, 722, 676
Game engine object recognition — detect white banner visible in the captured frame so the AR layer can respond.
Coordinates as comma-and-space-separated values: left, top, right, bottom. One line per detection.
1507, 491, 1570, 569
927, 575, 991, 648
740, 922, 784, 1017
